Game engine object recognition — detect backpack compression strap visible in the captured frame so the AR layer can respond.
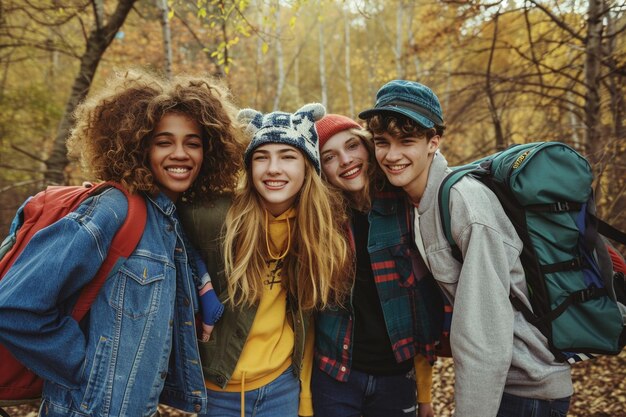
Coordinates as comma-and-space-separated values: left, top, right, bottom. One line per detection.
70, 182, 147, 321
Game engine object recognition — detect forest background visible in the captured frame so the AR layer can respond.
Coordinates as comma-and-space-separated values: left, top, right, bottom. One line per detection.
0, 0, 625, 416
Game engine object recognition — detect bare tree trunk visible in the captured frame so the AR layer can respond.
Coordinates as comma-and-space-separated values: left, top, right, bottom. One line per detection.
604, 6, 624, 141
395, 0, 404, 78
344, 9, 354, 117
157, 0, 172, 79
318, 2, 327, 108
254, 0, 265, 109
406, 1, 419, 79
272, 2, 284, 111
583, 0, 604, 161
566, 49, 582, 148
44, 0, 137, 184
485, 12, 505, 150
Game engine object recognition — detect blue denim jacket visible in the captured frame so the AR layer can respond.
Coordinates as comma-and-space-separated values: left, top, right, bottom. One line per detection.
0, 188, 208, 417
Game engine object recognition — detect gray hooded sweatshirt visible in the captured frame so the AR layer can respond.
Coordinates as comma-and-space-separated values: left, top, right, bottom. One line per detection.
415, 152, 572, 416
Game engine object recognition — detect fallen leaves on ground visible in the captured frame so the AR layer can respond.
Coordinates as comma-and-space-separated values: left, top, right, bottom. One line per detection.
4, 352, 626, 416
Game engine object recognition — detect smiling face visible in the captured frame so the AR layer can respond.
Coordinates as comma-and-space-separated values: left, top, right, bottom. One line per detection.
251, 143, 306, 216
373, 131, 439, 204
320, 130, 370, 197
148, 113, 204, 202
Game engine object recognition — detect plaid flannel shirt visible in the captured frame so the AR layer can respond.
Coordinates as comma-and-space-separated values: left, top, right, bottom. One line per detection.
314, 187, 445, 382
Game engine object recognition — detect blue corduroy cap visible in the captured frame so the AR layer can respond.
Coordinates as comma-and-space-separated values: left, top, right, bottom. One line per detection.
358, 80, 444, 129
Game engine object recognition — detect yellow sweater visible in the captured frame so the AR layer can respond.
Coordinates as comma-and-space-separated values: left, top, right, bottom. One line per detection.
206, 209, 296, 393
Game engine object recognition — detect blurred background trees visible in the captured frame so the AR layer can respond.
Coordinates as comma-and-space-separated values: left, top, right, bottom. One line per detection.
0, 0, 624, 235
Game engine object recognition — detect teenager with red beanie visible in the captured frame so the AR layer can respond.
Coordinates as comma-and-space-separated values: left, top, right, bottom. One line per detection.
311, 114, 445, 417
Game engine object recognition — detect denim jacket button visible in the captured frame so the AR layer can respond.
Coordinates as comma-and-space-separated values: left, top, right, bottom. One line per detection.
194, 404, 201, 412
160, 371, 167, 379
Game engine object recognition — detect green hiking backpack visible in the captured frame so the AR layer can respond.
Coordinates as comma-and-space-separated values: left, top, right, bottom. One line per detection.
438, 141, 626, 363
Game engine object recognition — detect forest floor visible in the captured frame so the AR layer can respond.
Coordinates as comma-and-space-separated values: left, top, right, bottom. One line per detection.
4, 352, 626, 416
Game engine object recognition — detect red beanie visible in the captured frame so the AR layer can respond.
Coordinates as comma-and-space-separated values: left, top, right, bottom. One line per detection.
315, 114, 362, 151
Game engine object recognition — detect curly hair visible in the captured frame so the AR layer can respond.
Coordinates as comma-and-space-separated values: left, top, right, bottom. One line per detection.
67, 69, 248, 202
365, 113, 445, 139
223, 157, 353, 311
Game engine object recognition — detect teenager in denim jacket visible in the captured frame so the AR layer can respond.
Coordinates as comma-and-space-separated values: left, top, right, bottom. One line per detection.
0, 71, 246, 417
312, 114, 444, 417
360, 80, 573, 417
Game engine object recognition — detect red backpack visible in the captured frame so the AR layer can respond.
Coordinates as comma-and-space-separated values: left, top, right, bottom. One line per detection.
0, 182, 146, 412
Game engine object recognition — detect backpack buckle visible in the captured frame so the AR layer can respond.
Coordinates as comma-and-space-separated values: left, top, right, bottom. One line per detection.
552, 202, 570, 212
578, 288, 597, 303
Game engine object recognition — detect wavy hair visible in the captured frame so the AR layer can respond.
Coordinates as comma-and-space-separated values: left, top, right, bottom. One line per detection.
365, 113, 445, 139
222, 157, 353, 311
67, 70, 247, 202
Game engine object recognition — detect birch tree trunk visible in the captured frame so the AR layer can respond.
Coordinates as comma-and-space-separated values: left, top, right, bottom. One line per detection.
254, 0, 265, 109
318, 1, 327, 109
158, 0, 173, 79
344, 9, 354, 117
272, 2, 285, 111
395, 0, 404, 79
44, 0, 137, 184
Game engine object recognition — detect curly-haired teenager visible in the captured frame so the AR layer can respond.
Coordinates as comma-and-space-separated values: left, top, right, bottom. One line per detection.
359, 80, 572, 417
0, 70, 247, 417
311, 114, 444, 417
181, 103, 353, 417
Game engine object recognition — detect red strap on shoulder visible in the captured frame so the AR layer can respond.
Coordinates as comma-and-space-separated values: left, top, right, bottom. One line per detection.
70, 182, 147, 321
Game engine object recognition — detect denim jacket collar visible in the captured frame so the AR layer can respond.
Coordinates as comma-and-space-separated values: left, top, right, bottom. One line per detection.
145, 192, 177, 217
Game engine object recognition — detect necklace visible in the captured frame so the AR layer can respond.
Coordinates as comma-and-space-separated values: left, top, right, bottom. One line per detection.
264, 209, 291, 260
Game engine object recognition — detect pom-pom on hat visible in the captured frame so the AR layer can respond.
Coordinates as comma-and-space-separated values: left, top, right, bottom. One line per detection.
315, 114, 362, 151
239, 103, 326, 173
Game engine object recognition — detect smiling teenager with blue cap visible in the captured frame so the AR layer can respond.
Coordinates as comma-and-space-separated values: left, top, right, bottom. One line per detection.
359, 80, 573, 417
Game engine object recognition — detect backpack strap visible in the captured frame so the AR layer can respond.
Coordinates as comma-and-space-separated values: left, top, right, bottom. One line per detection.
596, 216, 626, 246
70, 182, 147, 321
438, 162, 491, 262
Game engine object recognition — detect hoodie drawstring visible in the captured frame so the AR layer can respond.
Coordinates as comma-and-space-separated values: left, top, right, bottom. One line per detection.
240, 371, 246, 417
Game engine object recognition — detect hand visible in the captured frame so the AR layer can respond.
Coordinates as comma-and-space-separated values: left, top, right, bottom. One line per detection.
418, 402, 434, 417
201, 322, 215, 342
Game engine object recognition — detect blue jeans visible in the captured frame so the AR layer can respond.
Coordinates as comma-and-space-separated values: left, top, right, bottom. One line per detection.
497, 392, 570, 417
198, 367, 299, 417
311, 366, 417, 417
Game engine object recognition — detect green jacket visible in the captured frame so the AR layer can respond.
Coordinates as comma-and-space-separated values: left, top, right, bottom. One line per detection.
179, 196, 309, 389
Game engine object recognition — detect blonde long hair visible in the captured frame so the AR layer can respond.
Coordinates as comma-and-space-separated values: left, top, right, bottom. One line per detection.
223, 158, 352, 311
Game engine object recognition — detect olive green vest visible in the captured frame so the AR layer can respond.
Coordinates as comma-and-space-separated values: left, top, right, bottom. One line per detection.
179, 196, 309, 388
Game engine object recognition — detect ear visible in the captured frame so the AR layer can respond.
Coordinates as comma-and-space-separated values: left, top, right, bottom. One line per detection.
237, 108, 263, 133
428, 134, 440, 154
295, 103, 326, 122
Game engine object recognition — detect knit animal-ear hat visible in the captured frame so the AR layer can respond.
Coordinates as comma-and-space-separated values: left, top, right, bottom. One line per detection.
239, 103, 326, 173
